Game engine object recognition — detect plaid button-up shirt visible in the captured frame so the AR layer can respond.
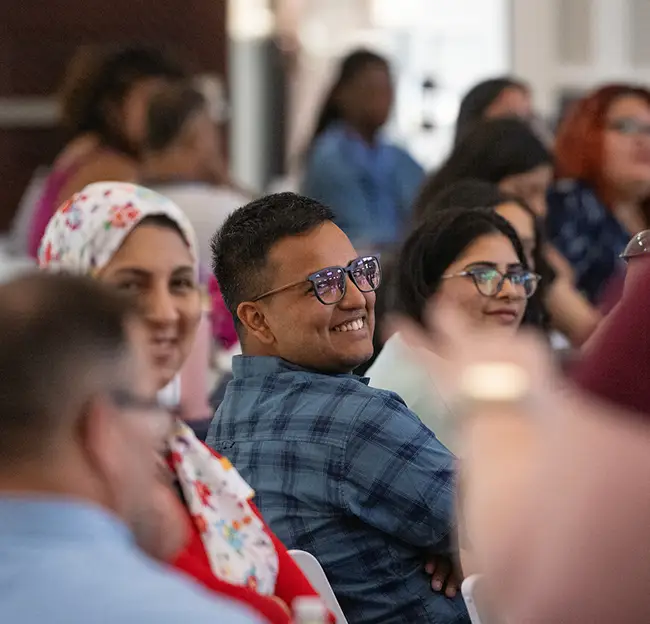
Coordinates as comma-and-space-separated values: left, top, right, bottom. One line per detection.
207, 356, 468, 624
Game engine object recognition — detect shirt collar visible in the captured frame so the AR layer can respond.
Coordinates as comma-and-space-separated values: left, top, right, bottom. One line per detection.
329, 122, 387, 151
232, 355, 370, 385
0, 495, 133, 544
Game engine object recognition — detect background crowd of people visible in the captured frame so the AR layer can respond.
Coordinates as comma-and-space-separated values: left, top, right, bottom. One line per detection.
3, 26, 650, 624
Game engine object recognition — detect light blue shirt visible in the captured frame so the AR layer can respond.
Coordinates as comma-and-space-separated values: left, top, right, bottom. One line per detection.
0, 497, 261, 624
301, 123, 425, 250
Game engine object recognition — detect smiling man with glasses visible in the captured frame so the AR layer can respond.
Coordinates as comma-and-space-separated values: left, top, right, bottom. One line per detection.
208, 192, 469, 624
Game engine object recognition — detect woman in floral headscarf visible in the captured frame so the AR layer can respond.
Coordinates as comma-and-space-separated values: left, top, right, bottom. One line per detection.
38, 181, 325, 624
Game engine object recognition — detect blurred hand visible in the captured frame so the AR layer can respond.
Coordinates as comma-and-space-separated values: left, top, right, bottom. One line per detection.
390, 299, 558, 411
425, 556, 463, 598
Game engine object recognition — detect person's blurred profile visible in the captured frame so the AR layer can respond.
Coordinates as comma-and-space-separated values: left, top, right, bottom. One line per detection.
0, 273, 260, 624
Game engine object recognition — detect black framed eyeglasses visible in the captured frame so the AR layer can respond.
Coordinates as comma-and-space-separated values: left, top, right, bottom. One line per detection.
252, 255, 381, 305
442, 266, 541, 299
607, 118, 650, 137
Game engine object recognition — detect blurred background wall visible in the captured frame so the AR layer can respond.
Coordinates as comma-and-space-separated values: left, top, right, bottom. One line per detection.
512, 0, 650, 122
3, 0, 650, 231
0, 0, 227, 231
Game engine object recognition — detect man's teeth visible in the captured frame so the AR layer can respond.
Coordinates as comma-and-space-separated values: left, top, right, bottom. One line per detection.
334, 319, 364, 332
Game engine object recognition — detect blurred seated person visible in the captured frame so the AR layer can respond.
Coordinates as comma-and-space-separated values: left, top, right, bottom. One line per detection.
142, 82, 250, 270
0, 273, 259, 624
416, 180, 589, 351
454, 76, 532, 145
574, 229, 650, 410
28, 43, 188, 257
39, 182, 323, 624
548, 84, 650, 304
368, 207, 536, 452
301, 49, 424, 252
414, 180, 551, 328
207, 193, 468, 624
417, 119, 601, 346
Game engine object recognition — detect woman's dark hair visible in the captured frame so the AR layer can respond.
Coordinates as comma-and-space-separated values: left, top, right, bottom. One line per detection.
455, 76, 529, 144
60, 43, 188, 154
308, 48, 388, 148
396, 207, 528, 327
414, 179, 553, 329
416, 117, 552, 215
137, 214, 191, 248
145, 82, 206, 153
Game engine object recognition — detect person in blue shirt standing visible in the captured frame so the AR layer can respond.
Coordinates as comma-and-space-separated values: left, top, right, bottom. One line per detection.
0, 273, 260, 624
301, 50, 424, 252
208, 192, 468, 624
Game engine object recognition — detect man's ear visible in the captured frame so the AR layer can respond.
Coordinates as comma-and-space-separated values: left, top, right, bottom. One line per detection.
237, 301, 276, 345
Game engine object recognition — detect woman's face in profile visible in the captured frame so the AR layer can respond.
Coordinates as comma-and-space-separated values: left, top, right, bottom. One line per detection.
99, 222, 202, 390
499, 164, 552, 218
118, 78, 171, 149
603, 94, 650, 195
495, 201, 536, 269
436, 233, 528, 331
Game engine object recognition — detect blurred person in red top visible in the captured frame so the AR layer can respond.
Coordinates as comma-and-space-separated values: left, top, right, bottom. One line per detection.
572, 230, 650, 413
37, 181, 326, 624
547, 84, 650, 304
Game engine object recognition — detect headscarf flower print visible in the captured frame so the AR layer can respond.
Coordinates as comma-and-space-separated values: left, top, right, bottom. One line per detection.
38, 181, 198, 276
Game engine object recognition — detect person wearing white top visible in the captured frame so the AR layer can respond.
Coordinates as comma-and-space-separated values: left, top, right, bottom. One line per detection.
367, 331, 454, 450
368, 207, 538, 453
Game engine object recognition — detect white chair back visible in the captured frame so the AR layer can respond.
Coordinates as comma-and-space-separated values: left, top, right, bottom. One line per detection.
288, 549, 348, 624
462, 574, 496, 624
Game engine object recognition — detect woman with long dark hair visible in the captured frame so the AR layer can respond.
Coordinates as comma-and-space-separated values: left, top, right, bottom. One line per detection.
301, 49, 423, 251
420, 179, 551, 331
416, 119, 601, 346
368, 207, 537, 451
454, 76, 532, 145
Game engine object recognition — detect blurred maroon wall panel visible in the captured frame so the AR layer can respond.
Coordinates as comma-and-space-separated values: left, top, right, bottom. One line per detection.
0, 0, 227, 230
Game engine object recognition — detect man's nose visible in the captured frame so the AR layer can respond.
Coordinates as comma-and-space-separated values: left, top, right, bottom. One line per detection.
338, 274, 367, 309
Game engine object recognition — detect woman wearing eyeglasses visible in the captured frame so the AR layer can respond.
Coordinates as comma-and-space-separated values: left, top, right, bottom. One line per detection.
38, 182, 326, 624
548, 84, 650, 305
368, 208, 537, 452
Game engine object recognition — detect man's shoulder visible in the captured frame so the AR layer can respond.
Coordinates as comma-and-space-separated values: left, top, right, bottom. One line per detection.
272, 368, 412, 414
221, 366, 417, 431
5, 543, 259, 623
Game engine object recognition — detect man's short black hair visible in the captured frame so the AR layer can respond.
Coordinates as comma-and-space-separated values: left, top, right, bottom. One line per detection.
211, 192, 335, 324
0, 272, 139, 465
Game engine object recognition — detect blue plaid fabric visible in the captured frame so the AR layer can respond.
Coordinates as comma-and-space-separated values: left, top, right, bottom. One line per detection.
546, 179, 629, 303
206, 356, 469, 624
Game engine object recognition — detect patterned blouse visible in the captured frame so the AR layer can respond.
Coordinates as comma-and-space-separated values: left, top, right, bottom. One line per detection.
546, 179, 630, 303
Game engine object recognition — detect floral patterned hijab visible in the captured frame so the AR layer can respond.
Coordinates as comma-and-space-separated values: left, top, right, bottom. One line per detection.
38, 181, 198, 275
38, 182, 279, 594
